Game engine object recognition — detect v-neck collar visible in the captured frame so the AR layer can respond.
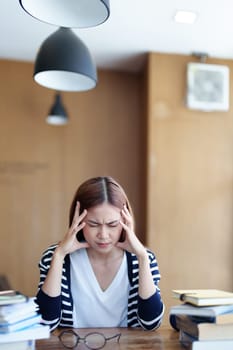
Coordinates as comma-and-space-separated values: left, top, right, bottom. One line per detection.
83, 248, 126, 294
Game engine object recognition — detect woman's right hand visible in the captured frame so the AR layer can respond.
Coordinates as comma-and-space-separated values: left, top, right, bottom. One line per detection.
56, 201, 89, 258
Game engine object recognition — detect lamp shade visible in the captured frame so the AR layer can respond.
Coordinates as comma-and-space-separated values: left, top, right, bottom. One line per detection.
46, 93, 68, 125
19, 0, 110, 28
34, 27, 97, 91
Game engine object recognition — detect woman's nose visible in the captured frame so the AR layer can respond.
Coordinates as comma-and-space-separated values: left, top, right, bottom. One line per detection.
98, 225, 108, 238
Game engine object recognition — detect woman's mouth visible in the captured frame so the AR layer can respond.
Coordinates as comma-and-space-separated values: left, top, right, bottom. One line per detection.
97, 242, 110, 248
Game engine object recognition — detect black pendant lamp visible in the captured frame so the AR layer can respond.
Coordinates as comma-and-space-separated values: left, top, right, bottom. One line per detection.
46, 93, 68, 125
19, 0, 110, 28
34, 27, 97, 91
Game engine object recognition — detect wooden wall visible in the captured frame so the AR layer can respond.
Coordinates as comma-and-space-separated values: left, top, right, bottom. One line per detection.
0, 59, 143, 296
145, 53, 233, 325
0, 55, 232, 329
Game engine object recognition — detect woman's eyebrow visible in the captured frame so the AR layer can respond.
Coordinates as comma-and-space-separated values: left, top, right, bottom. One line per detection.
106, 219, 120, 224
87, 219, 99, 224
86, 219, 120, 224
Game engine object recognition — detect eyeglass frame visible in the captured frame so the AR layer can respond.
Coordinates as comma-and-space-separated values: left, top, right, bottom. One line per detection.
58, 329, 121, 350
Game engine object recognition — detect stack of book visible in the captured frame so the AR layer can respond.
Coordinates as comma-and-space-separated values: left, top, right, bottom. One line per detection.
169, 289, 233, 350
0, 290, 50, 350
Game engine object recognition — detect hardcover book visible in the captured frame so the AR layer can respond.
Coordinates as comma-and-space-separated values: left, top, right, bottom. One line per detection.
169, 303, 233, 322
0, 339, 35, 350
180, 330, 233, 350
174, 314, 233, 340
172, 289, 233, 306
0, 324, 50, 343
0, 314, 41, 333
0, 298, 38, 323
0, 291, 27, 306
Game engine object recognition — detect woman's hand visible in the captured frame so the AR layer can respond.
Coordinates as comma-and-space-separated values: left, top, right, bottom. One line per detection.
56, 201, 90, 258
116, 205, 146, 259
117, 205, 157, 300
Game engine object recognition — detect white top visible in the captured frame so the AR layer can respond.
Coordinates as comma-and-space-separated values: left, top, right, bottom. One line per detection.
70, 249, 130, 328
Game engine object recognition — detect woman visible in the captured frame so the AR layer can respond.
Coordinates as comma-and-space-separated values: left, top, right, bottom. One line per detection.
36, 176, 164, 331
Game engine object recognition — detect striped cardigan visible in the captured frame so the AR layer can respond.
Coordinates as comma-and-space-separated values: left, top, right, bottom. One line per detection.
35, 244, 164, 331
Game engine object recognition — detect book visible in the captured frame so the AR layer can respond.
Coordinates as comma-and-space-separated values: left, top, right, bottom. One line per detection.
0, 314, 41, 333
179, 330, 233, 350
172, 289, 233, 306
192, 341, 233, 350
169, 303, 233, 323
0, 291, 27, 306
0, 298, 38, 321
0, 339, 35, 350
0, 324, 50, 343
174, 314, 233, 340
0, 311, 38, 325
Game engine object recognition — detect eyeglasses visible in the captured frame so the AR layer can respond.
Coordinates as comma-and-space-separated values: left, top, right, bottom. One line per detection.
59, 330, 121, 350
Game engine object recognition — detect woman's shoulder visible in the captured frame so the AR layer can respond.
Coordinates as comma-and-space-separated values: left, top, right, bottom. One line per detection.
126, 248, 157, 264
42, 242, 58, 255
146, 248, 157, 262
39, 243, 59, 264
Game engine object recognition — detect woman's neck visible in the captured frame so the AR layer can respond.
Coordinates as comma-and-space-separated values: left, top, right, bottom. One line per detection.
87, 247, 124, 264
86, 247, 125, 291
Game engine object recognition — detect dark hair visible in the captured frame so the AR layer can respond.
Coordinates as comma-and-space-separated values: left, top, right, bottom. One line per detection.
69, 176, 134, 227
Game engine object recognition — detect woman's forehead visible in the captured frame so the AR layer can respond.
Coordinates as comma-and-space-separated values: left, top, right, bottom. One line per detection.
86, 203, 121, 219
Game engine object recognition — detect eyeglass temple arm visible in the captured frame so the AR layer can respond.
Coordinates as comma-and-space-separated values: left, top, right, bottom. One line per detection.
106, 333, 121, 342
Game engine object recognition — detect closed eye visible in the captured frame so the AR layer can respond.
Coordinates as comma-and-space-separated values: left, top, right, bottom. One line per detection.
107, 221, 120, 227
87, 220, 120, 227
87, 221, 99, 227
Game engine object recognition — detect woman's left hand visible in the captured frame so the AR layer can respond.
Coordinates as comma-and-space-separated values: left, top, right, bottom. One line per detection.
116, 205, 146, 258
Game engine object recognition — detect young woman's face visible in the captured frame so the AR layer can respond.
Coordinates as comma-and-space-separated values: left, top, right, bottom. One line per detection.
82, 202, 123, 253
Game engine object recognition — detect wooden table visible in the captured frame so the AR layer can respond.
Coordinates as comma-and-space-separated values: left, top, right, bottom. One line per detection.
36, 326, 183, 349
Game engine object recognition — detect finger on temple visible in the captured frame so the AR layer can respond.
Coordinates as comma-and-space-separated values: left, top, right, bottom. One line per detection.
78, 209, 87, 221
72, 201, 81, 221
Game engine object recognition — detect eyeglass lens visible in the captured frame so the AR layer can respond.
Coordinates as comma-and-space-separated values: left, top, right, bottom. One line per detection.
85, 333, 106, 349
59, 331, 78, 348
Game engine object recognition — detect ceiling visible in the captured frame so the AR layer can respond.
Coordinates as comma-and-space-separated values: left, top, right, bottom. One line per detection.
1, 0, 233, 73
